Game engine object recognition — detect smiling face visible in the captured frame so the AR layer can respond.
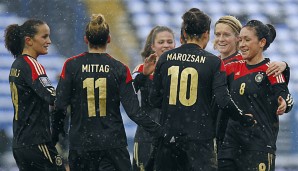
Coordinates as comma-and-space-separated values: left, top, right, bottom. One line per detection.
239, 27, 265, 63
26, 24, 51, 58
151, 31, 175, 58
214, 23, 239, 58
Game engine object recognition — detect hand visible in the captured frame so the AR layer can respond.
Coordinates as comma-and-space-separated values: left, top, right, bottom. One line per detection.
143, 53, 158, 75
276, 96, 286, 115
50, 108, 66, 145
266, 61, 286, 77
240, 114, 257, 127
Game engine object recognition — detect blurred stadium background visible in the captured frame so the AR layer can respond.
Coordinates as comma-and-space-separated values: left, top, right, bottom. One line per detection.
0, 0, 297, 170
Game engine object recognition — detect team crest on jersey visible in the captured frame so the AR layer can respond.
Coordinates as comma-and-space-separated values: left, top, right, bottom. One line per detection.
255, 73, 264, 83
55, 155, 63, 166
39, 77, 52, 87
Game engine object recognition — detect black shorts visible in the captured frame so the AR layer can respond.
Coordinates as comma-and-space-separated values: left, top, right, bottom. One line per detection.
155, 139, 217, 171
13, 143, 65, 171
218, 148, 275, 171
68, 147, 132, 171
132, 142, 151, 171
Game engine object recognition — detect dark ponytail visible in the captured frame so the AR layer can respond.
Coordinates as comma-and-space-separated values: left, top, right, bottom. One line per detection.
4, 24, 22, 58
266, 24, 276, 46
181, 8, 211, 40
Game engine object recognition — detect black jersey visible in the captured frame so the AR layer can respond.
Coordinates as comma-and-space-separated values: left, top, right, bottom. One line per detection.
9, 54, 56, 148
54, 52, 160, 151
132, 64, 161, 142
223, 58, 294, 153
216, 52, 291, 144
150, 43, 247, 141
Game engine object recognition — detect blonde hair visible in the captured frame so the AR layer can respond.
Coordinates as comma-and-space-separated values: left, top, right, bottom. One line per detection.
85, 13, 110, 47
215, 16, 242, 35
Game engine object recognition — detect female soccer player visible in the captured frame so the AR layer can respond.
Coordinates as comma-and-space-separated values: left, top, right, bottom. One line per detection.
52, 14, 162, 171
218, 20, 294, 171
213, 16, 290, 149
132, 26, 175, 171
149, 8, 255, 171
5, 19, 65, 170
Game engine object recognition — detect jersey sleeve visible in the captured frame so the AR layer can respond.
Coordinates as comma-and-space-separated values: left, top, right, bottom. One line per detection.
51, 60, 72, 140
120, 65, 161, 136
149, 58, 163, 108
212, 59, 247, 122
22, 57, 56, 105
55, 60, 73, 110
268, 73, 294, 113
282, 62, 290, 85
132, 64, 148, 92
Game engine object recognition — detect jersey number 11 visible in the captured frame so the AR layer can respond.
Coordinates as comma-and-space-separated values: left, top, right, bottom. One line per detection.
83, 78, 107, 117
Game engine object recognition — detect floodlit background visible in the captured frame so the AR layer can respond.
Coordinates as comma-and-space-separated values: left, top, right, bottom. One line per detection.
0, 0, 297, 170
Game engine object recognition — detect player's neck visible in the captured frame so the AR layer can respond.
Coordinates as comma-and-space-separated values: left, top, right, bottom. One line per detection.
186, 38, 207, 49
22, 49, 38, 59
88, 47, 106, 53
246, 54, 264, 65
186, 40, 203, 49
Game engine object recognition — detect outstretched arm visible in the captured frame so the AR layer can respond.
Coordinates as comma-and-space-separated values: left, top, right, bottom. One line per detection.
214, 60, 256, 127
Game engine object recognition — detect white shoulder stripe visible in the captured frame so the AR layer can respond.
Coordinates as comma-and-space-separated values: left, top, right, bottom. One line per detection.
276, 75, 280, 83
27, 57, 45, 75
276, 75, 285, 83
32, 58, 45, 75
27, 57, 42, 75
279, 75, 282, 83
280, 75, 285, 83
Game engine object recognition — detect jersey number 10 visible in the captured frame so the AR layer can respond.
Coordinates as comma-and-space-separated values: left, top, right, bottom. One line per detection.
83, 78, 107, 117
168, 66, 198, 106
